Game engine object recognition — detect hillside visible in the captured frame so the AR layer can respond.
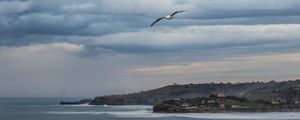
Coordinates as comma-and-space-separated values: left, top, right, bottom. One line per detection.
90, 79, 300, 105
153, 95, 300, 113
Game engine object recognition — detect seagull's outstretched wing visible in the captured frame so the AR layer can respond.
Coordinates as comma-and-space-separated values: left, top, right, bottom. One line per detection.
151, 17, 164, 26
170, 10, 186, 17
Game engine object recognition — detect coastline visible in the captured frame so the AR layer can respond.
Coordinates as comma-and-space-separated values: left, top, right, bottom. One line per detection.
60, 80, 300, 113
153, 106, 300, 113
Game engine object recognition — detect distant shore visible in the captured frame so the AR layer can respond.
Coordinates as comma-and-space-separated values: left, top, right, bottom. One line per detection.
153, 105, 300, 113
60, 79, 300, 113
153, 95, 300, 113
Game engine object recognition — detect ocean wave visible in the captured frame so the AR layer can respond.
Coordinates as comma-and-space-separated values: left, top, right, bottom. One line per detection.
45, 110, 151, 116
39, 104, 153, 109
58, 103, 92, 107
182, 112, 300, 120
31, 104, 103, 107
45, 110, 300, 119
104, 105, 153, 109
43, 105, 300, 119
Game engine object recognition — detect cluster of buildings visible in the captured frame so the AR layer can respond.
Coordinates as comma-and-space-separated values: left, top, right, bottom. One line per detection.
170, 90, 300, 111
174, 92, 246, 110
271, 98, 300, 105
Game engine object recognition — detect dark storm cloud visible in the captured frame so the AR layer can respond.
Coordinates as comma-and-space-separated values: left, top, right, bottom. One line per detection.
1, 0, 300, 47
88, 24, 300, 54
1, 0, 300, 97
189, 9, 300, 19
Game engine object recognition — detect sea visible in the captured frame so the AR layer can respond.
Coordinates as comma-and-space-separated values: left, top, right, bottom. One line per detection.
1, 98, 300, 120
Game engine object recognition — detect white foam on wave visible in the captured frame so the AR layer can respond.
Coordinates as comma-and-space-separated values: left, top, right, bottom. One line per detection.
59, 103, 92, 107
104, 105, 153, 109
111, 111, 300, 119
29, 103, 94, 107
44, 104, 152, 109
45, 110, 300, 119
44, 105, 300, 119
45, 110, 151, 116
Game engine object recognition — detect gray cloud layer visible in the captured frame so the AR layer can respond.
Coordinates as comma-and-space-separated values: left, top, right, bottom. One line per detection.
0, 0, 300, 97
1, 0, 300, 41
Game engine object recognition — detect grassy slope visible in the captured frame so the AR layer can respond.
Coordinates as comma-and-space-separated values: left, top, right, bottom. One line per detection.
93, 80, 300, 105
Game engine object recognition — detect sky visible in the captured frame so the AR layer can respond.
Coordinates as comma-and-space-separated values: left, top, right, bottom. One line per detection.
0, 0, 300, 97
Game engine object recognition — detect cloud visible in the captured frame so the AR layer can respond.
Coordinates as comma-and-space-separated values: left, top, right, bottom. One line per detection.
0, 43, 136, 97
185, 0, 300, 19
1, 0, 300, 46
0, 43, 83, 58
132, 53, 300, 75
130, 53, 300, 84
91, 24, 300, 54
1, 0, 300, 97
0, 0, 31, 15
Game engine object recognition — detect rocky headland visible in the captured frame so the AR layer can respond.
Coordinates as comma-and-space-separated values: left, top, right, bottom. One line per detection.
61, 79, 300, 113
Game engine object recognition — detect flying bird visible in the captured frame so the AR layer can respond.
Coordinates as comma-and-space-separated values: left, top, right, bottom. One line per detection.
150, 10, 186, 26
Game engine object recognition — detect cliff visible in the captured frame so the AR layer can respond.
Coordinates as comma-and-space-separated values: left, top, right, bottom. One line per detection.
90, 79, 300, 105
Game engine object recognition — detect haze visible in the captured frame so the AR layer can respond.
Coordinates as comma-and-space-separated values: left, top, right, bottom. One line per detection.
0, 0, 300, 97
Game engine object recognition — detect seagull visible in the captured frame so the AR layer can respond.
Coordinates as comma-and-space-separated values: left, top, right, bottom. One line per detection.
150, 10, 186, 26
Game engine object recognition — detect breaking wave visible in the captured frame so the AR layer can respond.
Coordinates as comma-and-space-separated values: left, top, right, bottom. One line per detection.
43, 105, 300, 119
45, 110, 300, 119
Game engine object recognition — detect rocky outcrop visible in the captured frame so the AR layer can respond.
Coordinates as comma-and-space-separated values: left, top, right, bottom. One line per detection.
60, 99, 92, 105
153, 103, 186, 113
91, 96, 151, 105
